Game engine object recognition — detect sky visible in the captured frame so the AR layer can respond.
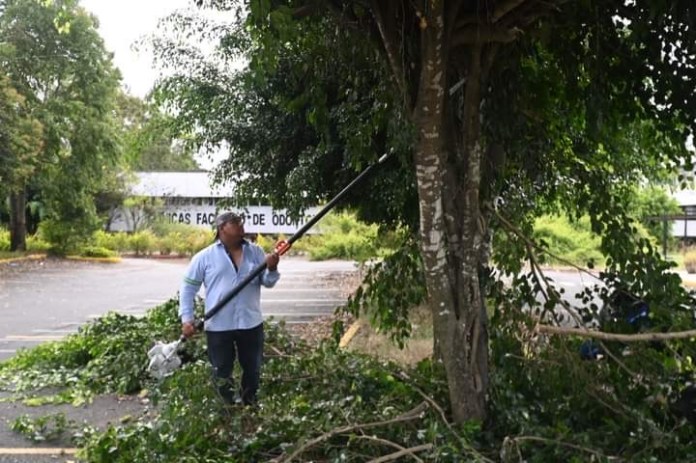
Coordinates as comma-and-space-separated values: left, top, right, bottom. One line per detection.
81, 0, 228, 169
81, 0, 191, 98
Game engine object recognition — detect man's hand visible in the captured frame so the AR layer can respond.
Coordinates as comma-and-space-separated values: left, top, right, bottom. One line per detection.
181, 321, 196, 338
266, 252, 280, 271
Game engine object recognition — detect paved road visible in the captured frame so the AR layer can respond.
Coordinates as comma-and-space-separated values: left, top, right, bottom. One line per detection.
0, 256, 360, 461
0, 256, 359, 362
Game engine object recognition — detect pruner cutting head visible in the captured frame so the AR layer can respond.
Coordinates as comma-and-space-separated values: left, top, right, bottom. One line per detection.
147, 339, 183, 379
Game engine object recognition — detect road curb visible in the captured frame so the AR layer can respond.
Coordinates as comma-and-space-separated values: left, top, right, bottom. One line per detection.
339, 319, 364, 348
0, 448, 76, 455
65, 255, 121, 264
0, 254, 47, 265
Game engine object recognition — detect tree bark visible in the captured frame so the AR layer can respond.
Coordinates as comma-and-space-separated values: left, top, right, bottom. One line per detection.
9, 187, 27, 252
411, 4, 489, 423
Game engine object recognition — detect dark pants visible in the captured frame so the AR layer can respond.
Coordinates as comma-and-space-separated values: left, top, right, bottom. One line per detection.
206, 323, 264, 405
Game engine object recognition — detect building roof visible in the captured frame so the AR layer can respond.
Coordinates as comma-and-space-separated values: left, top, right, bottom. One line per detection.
130, 171, 235, 198
673, 189, 696, 207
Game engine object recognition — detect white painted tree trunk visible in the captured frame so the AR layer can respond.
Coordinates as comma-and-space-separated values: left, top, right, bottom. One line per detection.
412, 5, 489, 423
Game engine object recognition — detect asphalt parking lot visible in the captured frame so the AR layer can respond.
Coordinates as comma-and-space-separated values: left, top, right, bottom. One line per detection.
0, 256, 359, 361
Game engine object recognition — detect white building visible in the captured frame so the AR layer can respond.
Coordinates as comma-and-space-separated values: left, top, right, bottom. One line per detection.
672, 190, 696, 239
108, 171, 319, 234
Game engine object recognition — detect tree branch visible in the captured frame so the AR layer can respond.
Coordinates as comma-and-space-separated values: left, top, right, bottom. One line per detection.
395, 372, 496, 463
536, 324, 696, 343
452, 26, 522, 46
367, 444, 434, 463
272, 402, 428, 462
370, 0, 411, 111
492, 0, 528, 23
352, 434, 425, 463
511, 435, 620, 461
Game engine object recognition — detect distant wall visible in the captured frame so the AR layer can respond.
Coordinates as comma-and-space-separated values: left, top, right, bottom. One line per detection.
108, 200, 321, 234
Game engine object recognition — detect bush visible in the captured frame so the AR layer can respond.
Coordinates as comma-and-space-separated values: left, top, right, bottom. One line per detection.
684, 249, 696, 273
147, 222, 212, 256
79, 246, 117, 259
0, 229, 49, 254
26, 234, 51, 253
92, 230, 119, 251
0, 228, 9, 251
184, 228, 214, 255
309, 232, 376, 261
157, 232, 180, 256
36, 219, 88, 256
128, 230, 157, 256
533, 215, 603, 266
255, 233, 274, 253
306, 212, 381, 262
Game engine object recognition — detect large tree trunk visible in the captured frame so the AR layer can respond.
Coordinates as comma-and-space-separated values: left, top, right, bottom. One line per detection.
412, 5, 489, 423
9, 187, 27, 252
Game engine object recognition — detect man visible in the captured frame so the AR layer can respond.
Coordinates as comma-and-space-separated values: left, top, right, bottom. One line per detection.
179, 212, 280, 405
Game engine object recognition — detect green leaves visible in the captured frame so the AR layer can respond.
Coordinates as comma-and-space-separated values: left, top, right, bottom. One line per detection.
344, 237, 426, 347
0, 0, 123, 249
0, 299, 187, 399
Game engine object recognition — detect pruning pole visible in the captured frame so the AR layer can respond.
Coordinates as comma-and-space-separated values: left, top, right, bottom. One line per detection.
193, 153, 391, 331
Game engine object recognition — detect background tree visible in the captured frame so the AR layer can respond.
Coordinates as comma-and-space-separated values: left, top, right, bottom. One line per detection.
155, 0, 696, 423
0, 0, 122, 252
117, 92, 200, 172
0, 73, 43, 250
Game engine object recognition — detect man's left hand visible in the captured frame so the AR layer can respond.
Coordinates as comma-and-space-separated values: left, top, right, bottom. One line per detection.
266, 252, 280, 271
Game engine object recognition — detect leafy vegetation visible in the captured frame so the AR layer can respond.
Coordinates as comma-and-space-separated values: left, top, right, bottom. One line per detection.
10, 412, 73, 443
1, 292, 693, 461
2, 0, 696, 459
150, 0, 696, 424
0, 0, 123, 251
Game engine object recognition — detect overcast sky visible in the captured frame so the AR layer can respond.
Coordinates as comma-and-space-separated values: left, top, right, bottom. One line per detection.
81, 0, 191, 98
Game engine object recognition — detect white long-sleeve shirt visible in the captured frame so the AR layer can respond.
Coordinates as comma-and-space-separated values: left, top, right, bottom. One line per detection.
179, 239, 280, 331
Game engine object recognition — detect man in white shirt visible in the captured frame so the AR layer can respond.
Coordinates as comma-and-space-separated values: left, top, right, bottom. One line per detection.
179, 212, 280, 405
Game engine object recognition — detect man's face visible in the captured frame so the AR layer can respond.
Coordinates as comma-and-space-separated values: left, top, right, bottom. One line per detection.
220, 220, 245, 244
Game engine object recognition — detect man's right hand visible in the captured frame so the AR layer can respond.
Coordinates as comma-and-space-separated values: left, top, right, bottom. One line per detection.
181, 321, 196, 338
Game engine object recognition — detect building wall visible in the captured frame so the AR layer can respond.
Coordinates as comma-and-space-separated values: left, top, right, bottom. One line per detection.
108, 199, 321, 234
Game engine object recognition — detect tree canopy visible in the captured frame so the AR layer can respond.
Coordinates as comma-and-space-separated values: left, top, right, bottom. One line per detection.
0, 0, 122, 250
138, 7, 696, 458
153, 0, 696, 425
117, 92, 200, 172
0, 0, 202, 251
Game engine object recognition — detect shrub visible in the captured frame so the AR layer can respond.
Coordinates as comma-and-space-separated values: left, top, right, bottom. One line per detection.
0, 228, 9, 251
306, 212, 381, 262
146, 221, 212, 256
157, 232, 181, 256
128, 230, 157, 256
79, 246, 117, 258
184, 228, 214, 255
37, 219, 88, 256
255, 233, 274, 253
26, 235, 51, 253
309, 232, 377, 262
684, 249, 696, 273
111, 232, 130, 253
92, 230, 119, 251
533, 215, 603, 266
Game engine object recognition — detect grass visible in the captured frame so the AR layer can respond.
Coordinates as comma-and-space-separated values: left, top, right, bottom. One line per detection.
346, 305, 434, 366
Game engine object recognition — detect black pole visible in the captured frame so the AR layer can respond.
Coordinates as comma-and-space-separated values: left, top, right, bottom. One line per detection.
194, 153, 390, 331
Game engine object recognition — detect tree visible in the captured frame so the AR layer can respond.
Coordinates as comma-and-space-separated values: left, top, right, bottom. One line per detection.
0, 73, 43, 250
157, 0, 696, 423
0, 0, 122, 251
117, 92, 200, 172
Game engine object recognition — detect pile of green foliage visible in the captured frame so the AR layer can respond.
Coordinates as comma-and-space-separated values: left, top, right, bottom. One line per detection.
1, 291, 694, 461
